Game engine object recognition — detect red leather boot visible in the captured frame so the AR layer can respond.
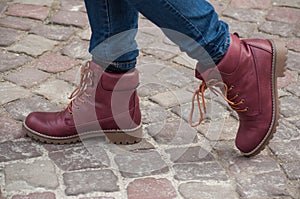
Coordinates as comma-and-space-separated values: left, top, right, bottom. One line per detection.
191, 33, 287, 156
23, 61, 142, 144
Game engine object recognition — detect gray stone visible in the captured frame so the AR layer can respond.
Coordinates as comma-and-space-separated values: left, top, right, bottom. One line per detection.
269, 140, 300, 162
287, 51, 300, 72
179, 182, 238, 199
280, 96, 300, 118
282, 161, 300, 180
30, 24, 75, 41
223, 8, 267, 23
6, 3, 50, 21
0, 140, 42, 162
259, 21, 295, 37
12, 192, 56, 199
165, 146, 215, 163
4, 95, 59, 121
51, 10, 88, 28
140, 101, 169, 124
0, 116, 23, 143
150, 89, 192, 107
173, 162, 228, 181
0, 82, 31, 105
0, 51, 31, 72
114, 151, 169, 178
235, 171, 289, 198
0, 27, 20, 47
33, 78, 75, 105
7, 34, 58, 57
13, 0, 54, 6
272, 0, 300, 8
62, 39, 90, 60
223, 17, 257, 38
229, 155, 281, 174
4, 67, 50, 88
286, 82, 300, 98
147, 119, 198, 145
63, 170, 119, 195
0, 16, 37, 31
156, 66, 192, 88
5, 160, 59, 190
49, 146, 110, 171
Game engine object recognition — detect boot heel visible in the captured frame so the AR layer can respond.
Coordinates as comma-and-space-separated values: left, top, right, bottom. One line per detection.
269, 40, 288, 78
104, 125, 143, 145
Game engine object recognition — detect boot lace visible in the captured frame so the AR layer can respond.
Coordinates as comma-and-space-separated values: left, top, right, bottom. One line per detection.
190, 79, 249, 127
67, 62, 93, 113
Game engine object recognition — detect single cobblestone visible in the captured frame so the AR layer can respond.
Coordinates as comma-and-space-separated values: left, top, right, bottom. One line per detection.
0, 82, 31, 105
0, 116, 23, 143
259, 21, 295, 37
235, 171, 290, 198
287, 51, 300, 72
7, 34, 58, 57
62, 39, 90, 60
269, 140, 300, 162
63, 170, 119, 195
147, 119, 198, 145
278, 70, 298, 89
5, 160, 59, 191
230, 0, 271, 9
267, 7, 300, 24
48, 145, 110, 171
173, 162, 228, 181
51, 10, 88, 28
6, 3, 50, 20
59, 0, 85, 12
0, 16, 37, 31
0, 140, 42, 162
0, 51, 31, 72
32, 52, 79, 73
0, 27, 20, 47
273, 0, 300, 8
114, 151, 169, 178
288, 38, 300, 52
4, 67, 50, 88
165, 146, 215, 163
223, 8, 266, 23
13, 0, 54, 6
30, 24, 75, 41
33, 78, 74, 105
282, 161, 300, 180
4, 95, 59, 121
12, 192, 56, 199
179, 182, 238, 199
127, 178, 177, 199
280, 96, 300, 118
150, 89, 192, 107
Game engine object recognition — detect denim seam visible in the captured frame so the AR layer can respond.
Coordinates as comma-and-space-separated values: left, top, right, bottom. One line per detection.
104, 0, 111, 61
162, 0, 207, 45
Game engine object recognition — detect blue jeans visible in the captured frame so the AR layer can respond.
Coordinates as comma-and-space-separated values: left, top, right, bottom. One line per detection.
84, 0, 230, 72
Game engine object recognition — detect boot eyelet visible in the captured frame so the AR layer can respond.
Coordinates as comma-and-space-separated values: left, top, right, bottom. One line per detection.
230, 85, 235, 90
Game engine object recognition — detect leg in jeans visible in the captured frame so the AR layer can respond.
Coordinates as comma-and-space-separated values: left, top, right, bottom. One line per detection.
85, 0, 139, 72
128, 0, 230, 71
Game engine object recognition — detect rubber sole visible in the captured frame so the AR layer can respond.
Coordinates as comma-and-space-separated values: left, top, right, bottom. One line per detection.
22, 121, 143, 145
242, 39, 287, 157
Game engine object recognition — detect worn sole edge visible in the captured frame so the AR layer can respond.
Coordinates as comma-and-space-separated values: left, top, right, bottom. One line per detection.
242, 39, 287, 157
22, 121, 143, 145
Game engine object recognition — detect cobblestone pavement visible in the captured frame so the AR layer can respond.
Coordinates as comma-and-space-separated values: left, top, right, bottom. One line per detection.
0, 0, 299, 198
